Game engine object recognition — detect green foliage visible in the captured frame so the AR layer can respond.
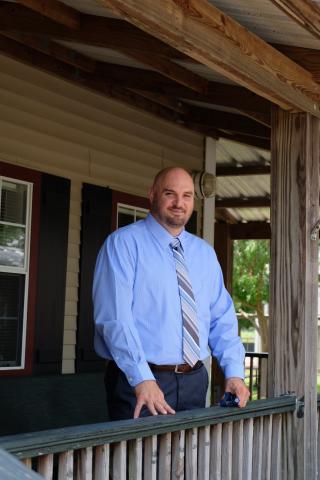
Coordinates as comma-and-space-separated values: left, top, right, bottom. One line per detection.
233, 239, 270, 323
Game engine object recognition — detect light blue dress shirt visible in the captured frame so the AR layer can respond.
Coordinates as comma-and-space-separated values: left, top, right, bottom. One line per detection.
93, 213, 245, 387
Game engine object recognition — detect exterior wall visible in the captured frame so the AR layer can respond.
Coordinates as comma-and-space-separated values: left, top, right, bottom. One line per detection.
0, 54, 204, 374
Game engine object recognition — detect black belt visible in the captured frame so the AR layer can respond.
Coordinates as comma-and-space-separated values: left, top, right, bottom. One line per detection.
149, 361, 203, 374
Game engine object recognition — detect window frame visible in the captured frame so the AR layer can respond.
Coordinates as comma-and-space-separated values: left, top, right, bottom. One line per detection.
0, 176, 33, 370
0, 162, 41, 376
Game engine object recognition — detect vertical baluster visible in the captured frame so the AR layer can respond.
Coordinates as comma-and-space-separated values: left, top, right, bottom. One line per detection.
242, 418, 253, 479
144, 435, 157, 480
261, 415, 272, 480
198, 425, 210, 480
221, 422, 233, 480
185, 427, 198, 480
232, 420, 243, 480
94, 444, 109, 480
260, 357, 268, 399
77, 447, 93, 480
171, 429, 185, 480
210, 423, 222, 480
249, 357, 253, 398
58, 450, 73, 480
252, 416, 263, 479
113, 441, 127, 480
257, 357, 262, 399
158, 433, 172, 480
270, 414, 282, 480
38, 454, 54, 480
128, 438, 142, 480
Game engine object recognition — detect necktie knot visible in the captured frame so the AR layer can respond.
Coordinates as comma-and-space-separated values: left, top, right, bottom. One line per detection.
170, 237, 182, 252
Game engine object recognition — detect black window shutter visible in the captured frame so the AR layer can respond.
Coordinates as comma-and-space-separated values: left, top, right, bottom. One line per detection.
34, 174, 70, 374
76, 184, 112, 372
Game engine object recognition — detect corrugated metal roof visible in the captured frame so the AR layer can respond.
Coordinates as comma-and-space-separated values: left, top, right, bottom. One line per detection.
208, 0, 320, 49
216, 139, 270, 164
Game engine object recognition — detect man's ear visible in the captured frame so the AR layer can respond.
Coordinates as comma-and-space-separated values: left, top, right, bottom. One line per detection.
149, 188, 154, 204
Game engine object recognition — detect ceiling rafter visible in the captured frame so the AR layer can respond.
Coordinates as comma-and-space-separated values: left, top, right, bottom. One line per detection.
216, 164, 271, 176
0, 34, 270, 150
273, 44, 320, 83
0, 34, 179, 125
4, 32, 96, 73
8, 1, 208, 93
269, 0, 320, 41
1, 32, 270, 130
100, 0, 320, 117
16, 0, 80, 29
0, 2, 181, 58
216, 196, 271, 208
185, 107, 270, 139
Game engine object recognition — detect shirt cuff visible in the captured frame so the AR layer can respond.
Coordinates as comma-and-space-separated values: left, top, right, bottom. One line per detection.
224, 363, 245, 380
125, 361, 155, 387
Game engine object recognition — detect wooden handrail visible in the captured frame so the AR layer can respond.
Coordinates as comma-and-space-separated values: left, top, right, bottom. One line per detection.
0, 397, 296, 459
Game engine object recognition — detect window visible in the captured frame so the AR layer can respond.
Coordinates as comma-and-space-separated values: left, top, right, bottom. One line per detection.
0, 177, 32, 369
117, 203, 149, 228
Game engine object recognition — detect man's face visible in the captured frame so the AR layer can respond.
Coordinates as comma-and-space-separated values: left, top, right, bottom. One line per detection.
150, 169, 195, 233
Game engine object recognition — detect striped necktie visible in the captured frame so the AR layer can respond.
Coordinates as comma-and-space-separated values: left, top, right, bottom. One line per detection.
170, 238, 200, 367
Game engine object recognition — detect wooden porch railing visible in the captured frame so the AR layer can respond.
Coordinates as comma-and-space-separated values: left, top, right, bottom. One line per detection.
0, 396, 296, 480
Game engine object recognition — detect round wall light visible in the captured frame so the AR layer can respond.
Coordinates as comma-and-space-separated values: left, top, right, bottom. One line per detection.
192, 171, 216, 199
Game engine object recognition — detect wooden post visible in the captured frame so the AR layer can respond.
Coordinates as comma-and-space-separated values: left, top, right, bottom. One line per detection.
269, 107, 319, 479
211, 222, 233, 404
214, 223, 233, 292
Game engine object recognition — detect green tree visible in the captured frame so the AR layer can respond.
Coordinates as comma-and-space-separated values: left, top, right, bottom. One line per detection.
232, 239, 270, 352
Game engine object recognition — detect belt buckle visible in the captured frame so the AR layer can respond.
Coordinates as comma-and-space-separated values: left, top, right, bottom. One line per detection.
174, 364, 184, 374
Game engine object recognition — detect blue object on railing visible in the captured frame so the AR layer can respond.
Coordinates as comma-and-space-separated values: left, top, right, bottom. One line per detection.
219, 392, 240, 408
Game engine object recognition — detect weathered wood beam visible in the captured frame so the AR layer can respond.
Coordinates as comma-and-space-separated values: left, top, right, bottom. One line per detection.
17, 0, 80, 29
100, 0, 320, 116
215, 208, 239, 224
269, 107, 319, 479
118, 49, 208, 93
216, 196, 271, 208
230, 222, 271, 239
131, 90, 190, 115
186, 107, 270, 139
1, 3, 208, 93
183, 123, 270, 149
3, 32, 96, 73
0, 2, 183, 59
216, 164, 271, 176
216, 132, 271, 151
97, 63, 271, 116
269, 0, 320, 41
273, 44, 320, 83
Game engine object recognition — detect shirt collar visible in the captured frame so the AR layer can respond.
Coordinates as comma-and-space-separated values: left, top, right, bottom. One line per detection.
145, 213, 188, 250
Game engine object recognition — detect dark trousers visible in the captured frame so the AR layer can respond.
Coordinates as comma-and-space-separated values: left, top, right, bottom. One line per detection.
104, 361, 209, 420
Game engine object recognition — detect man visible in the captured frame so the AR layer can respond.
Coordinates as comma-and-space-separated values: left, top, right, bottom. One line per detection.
93, 167, 249, 420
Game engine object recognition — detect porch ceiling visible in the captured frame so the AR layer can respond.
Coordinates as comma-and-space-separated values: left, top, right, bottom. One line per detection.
0, 0, 318, 224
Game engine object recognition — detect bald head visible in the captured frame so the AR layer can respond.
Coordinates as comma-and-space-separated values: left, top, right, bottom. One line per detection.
151, 167, 193, 192
149, 167, 195, 236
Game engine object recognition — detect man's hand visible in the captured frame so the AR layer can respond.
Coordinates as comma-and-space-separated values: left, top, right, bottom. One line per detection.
134, 380, 176, 419
225, 377, 250, 408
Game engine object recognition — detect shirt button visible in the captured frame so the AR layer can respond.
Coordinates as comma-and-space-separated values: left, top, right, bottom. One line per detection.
128, 377, 133, 382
